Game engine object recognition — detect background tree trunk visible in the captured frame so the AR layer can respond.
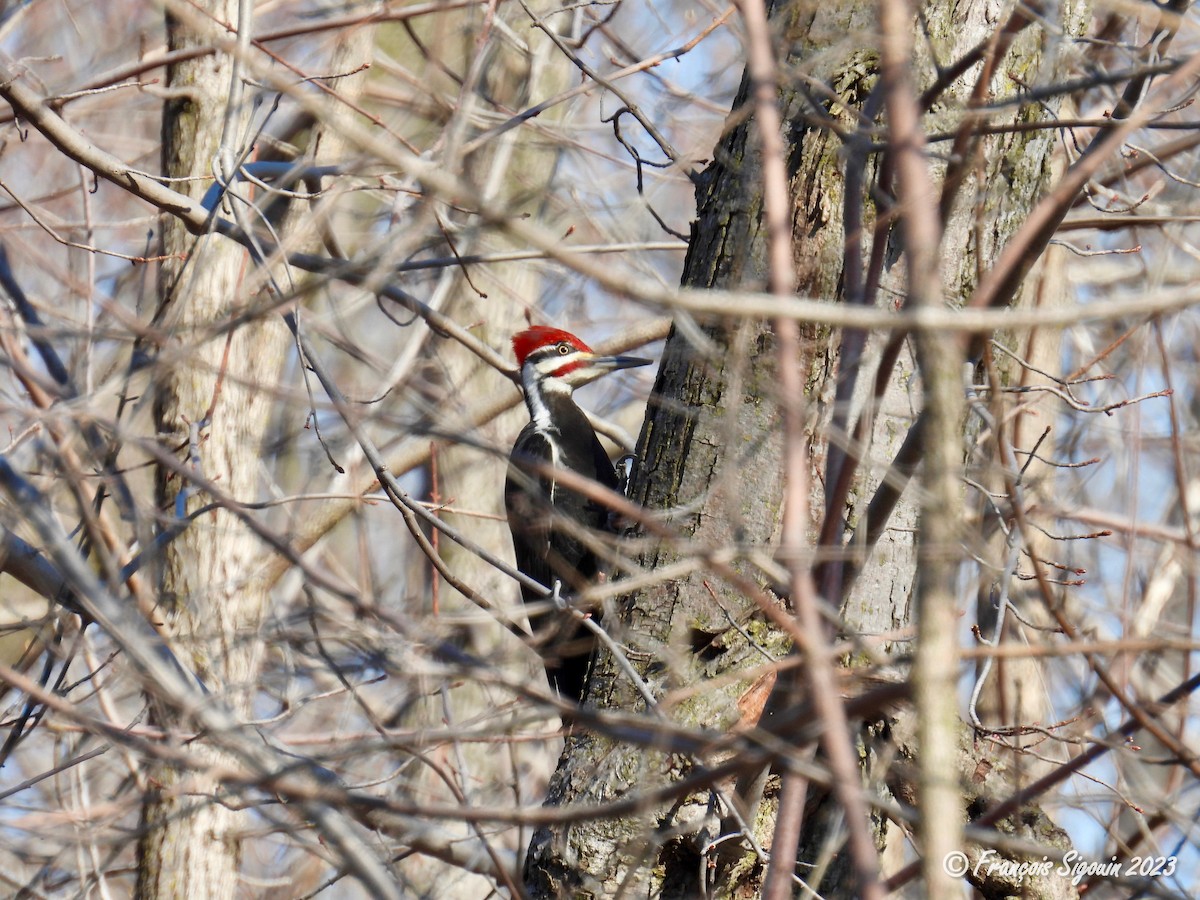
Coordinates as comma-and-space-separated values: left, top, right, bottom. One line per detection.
374, 4, 588, 890
134, 2, 349, 893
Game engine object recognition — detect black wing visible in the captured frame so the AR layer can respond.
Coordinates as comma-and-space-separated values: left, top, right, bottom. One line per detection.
505, 424, 614, 704
504, 425, 558, 604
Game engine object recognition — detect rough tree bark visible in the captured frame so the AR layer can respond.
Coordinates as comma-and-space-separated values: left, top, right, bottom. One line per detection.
524, 0, 1089, 896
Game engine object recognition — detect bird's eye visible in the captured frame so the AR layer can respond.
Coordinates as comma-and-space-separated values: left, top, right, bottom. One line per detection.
557, 343, 571, 355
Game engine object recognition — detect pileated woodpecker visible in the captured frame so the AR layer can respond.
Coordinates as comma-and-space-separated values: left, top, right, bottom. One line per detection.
504, 325, 651, 705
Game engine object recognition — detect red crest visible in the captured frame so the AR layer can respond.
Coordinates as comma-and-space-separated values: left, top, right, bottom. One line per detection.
512, 326, 593, 366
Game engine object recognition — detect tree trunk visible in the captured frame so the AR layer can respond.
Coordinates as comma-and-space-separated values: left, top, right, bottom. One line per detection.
426, 0, 579, 688
379, 3, 585, 891
135, 3, 286, 895
524, 0, 1090, 895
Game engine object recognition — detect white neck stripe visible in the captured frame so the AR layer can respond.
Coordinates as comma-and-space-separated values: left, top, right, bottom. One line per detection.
522, 363, 555, 431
